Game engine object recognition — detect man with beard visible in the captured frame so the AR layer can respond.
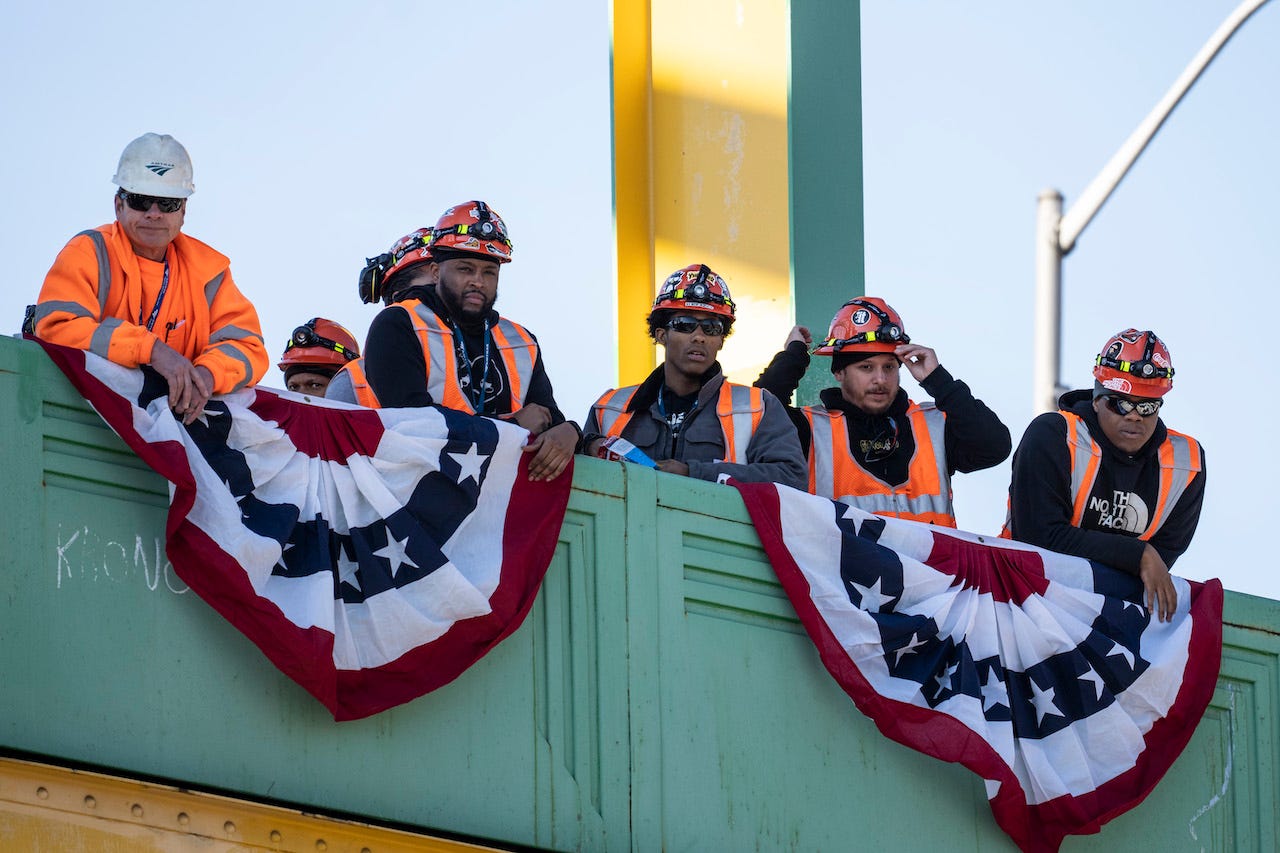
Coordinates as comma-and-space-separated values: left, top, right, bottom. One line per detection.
1004, 329, 1205, 622
754, 297, 1009, 526
581, 264, 806, 489
361, 201, 578, 482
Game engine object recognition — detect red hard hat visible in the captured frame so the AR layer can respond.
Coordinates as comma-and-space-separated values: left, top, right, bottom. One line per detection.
813, 297, 909, 355
1093, 329, 1174, 397
427, 200, 513, 263
650, 264, 736, 321
278, 318, 361, 372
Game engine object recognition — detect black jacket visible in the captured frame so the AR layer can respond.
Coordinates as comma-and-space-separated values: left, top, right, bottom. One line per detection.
362, 284, 569, 427
754, 341, 1011, 488
1006, 389, 1207, 573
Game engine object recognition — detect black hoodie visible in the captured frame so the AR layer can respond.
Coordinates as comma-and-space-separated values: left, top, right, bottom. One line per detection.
754, 340, 1011, 488
1005, 389, 1206, 573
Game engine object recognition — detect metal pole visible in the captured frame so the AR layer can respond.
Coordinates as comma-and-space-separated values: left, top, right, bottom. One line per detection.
1033, 0, 1272, 413
1058, 0, 1273, 252
1034, 190, 1064, 414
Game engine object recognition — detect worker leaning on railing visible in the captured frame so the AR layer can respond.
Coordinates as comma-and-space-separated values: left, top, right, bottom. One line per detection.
29, 132, 267, 425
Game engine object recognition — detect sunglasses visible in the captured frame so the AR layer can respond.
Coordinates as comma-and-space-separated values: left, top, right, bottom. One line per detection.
1104, 395, 1163, 418
667, 316, 725, 336
118, 190, 184, 214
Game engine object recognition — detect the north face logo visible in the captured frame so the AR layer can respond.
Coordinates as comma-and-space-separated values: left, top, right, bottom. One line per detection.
146, 162, 174, 176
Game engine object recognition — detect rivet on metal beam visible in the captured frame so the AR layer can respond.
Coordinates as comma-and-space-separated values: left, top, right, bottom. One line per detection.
315, 840, 328, 851
177, 812, 190, 826
83, 795, 96, 809
132, 804, 144, 818
270, 830, 283, 843
35, 787, 49, 800
224, 820, 237, 834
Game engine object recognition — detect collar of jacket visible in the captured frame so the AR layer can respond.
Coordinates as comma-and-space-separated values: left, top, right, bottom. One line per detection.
627, 362, 724, 413
1060, 388, 1169, 461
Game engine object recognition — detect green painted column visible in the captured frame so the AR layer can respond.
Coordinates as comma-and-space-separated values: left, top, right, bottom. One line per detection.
790, 2, 865, 406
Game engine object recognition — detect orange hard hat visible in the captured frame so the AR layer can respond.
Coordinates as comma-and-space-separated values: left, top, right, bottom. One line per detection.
1093, 329, 1174, 397
278, 318, 361, 372
426, 200, 513, 263
813, 297, 909, 355
650, 264, 736, 321
358, 227, 433, 305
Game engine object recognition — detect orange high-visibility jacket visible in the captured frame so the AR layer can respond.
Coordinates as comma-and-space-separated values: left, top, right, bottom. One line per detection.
329, 358, 381, 408
804, 401, 956, 527
397, 299, 538, 415
34, 223, 267, 393
1000, 411, 1201, 541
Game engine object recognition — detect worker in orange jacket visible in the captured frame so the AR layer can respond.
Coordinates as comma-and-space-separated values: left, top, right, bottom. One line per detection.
32, 133, 267, 424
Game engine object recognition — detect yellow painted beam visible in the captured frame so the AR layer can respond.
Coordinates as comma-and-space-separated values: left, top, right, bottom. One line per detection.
612, 0, 658, 386
0, 756, 498, 852
612, 0, 792, 386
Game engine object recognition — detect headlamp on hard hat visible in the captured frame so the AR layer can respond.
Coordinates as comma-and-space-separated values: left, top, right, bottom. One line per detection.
429, 200, 512, 250
358, 252, 394, 305
814, 298, 909, 353
1095, 333, 1174, 381
286, 319, 357, 361
358, 229, 434, 304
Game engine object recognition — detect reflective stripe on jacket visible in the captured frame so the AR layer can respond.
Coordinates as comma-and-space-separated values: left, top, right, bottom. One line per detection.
34, 222, 266, 393
1000, 411, 1202, 540
399, 299, 537, 415
592, 382, 764, 465
332, 358, 381, 408
805, 402, 956, 527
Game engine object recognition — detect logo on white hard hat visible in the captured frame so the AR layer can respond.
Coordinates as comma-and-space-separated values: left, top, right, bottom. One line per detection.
112, 133, 195, 198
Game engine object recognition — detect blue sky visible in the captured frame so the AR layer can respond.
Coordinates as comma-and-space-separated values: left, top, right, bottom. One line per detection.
3, 2, 1275, 599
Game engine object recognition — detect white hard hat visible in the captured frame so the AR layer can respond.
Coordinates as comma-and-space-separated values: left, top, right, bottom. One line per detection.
112, 133, 195, 198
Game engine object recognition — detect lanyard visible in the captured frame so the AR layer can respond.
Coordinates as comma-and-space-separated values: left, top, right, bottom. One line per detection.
453, 320, 492, 412
138, 260, 170, 332
658, 384, 699, 433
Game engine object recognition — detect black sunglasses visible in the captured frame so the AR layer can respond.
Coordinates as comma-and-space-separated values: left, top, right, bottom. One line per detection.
667, 316, 725, 336
118, 190, 184, 214
1104, 395, 1162, 418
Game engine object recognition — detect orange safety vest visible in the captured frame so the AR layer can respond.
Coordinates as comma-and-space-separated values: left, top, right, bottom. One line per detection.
591, 381, 764, 465
397, 300, 538, 415
1000, 412, 1202, 540
331, 358, 381, 408
33, 223, 267, 393
804, 402, 956, 527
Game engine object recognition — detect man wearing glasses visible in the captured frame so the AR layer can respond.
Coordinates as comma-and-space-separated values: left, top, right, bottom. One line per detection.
1004, 329, 1205, 623
32, 133, 266, 425
581, 264, 806, 490
361, 201, 580, 483
754, 297, 1010, 527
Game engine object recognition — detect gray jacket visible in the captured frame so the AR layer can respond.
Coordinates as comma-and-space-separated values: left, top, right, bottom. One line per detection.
582, 364, 807, 490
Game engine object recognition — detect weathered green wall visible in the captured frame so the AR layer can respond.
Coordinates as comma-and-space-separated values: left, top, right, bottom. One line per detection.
0, 334, 1276, 851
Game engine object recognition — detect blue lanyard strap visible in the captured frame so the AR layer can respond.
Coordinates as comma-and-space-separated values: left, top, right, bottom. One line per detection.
453, 320, 492, 412
139, 260, 170, 332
